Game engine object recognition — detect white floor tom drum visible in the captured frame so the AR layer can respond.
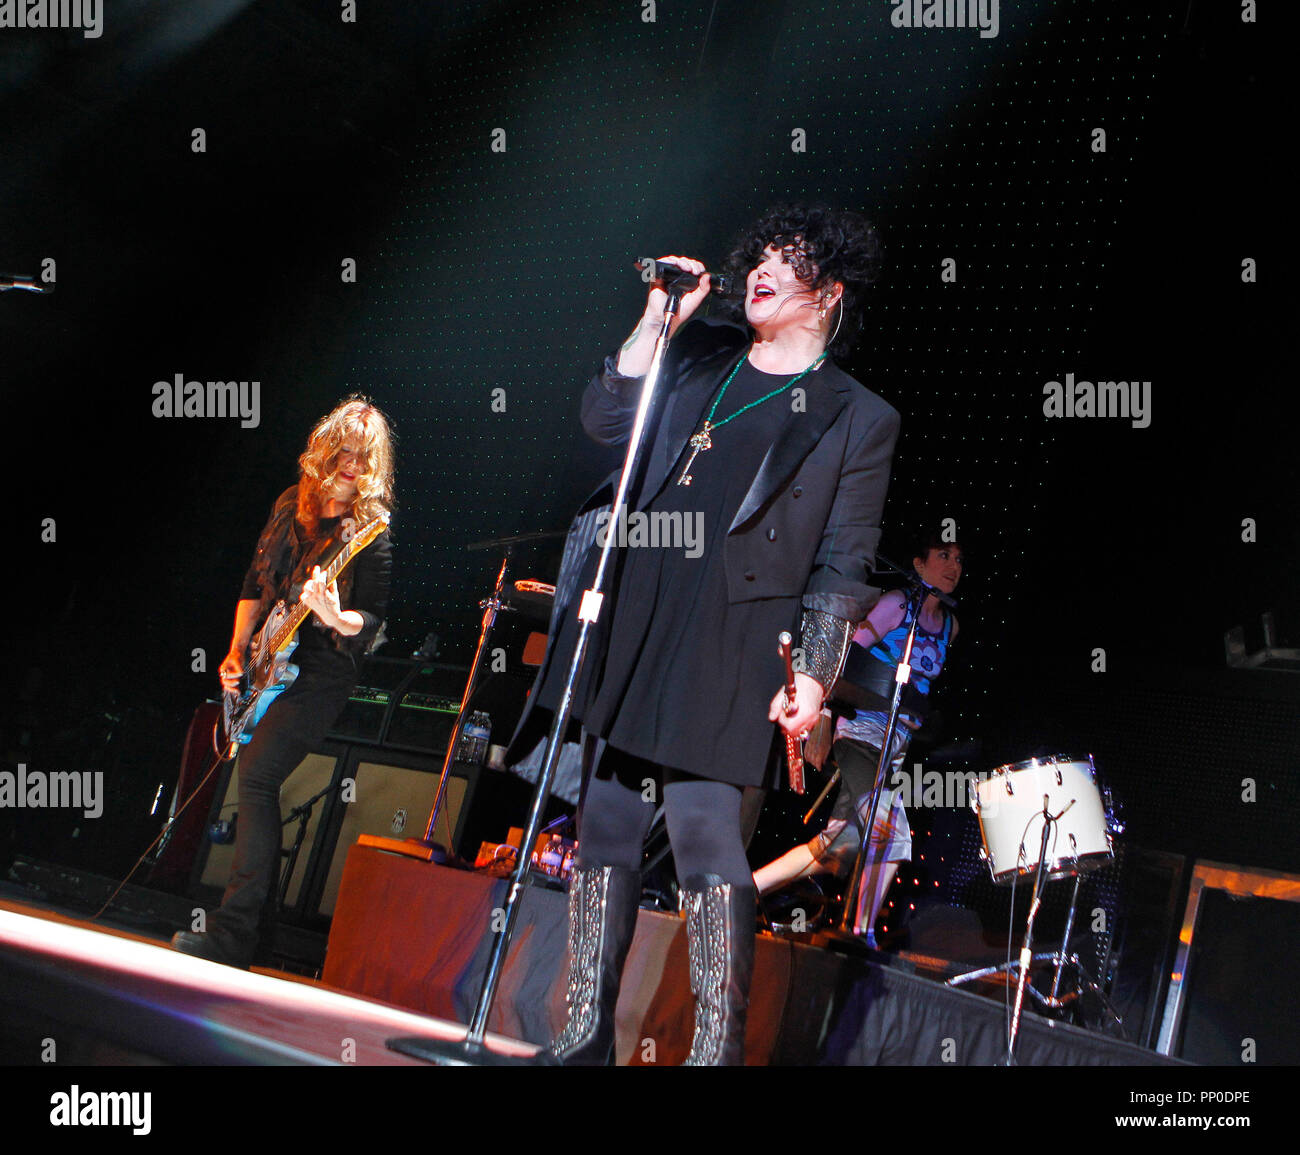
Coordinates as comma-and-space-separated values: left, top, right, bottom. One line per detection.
972, 754, 1113, 884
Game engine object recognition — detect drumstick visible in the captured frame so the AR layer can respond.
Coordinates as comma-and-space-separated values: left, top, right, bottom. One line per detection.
778, 632, 805, 794
803, 766, 839, 824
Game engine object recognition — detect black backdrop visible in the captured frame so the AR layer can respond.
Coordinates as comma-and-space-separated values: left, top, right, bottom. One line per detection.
2, 1, 1296, 879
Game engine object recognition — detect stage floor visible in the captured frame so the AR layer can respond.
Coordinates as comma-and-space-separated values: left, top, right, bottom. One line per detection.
0, 898, 536, 1066
0, 854, 1179, 1068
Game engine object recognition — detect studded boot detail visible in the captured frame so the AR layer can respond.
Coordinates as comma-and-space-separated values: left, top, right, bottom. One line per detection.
681, 874, 756, 1066
548, 864, 641, 1065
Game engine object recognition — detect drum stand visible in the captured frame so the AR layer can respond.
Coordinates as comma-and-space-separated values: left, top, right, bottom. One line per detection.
946, 807, 1125, 1061
385, 279, 692, 1064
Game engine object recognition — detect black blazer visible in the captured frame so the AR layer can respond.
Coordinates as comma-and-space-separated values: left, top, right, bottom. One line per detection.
580, 318, 900, 622
506, 319, 900, 767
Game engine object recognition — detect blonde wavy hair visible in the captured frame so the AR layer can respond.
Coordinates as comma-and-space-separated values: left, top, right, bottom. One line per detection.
296, 396, 395, 535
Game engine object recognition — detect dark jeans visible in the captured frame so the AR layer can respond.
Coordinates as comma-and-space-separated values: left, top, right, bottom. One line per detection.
206, 662, 353, 961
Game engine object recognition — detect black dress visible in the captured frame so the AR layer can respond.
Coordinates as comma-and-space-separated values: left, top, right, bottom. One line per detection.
510, 318, 902, 798
579, 359, 801, 786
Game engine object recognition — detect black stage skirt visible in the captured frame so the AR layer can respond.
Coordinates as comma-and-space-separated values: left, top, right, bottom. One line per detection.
562, 360, 803, 788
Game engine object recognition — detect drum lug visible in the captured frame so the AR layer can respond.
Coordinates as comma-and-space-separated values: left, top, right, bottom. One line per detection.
1055, 767, 1063, 786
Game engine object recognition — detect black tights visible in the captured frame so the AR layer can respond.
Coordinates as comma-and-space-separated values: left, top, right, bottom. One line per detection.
576, 745, 753, 889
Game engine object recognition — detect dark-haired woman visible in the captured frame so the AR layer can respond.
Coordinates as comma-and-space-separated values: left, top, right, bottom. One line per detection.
518, 205, 900, 1064
753, 537, 961, 944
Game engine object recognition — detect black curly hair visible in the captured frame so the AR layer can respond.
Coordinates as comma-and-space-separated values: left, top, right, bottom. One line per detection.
720, 203, 883, 359
912, 527, 966, 567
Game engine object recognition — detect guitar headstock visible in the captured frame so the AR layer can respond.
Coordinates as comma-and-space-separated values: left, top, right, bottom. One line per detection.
352, 510, 390, 549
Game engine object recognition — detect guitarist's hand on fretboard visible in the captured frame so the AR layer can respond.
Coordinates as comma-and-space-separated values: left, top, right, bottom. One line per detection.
300, 564, 364, 637
218, 513, 387, 753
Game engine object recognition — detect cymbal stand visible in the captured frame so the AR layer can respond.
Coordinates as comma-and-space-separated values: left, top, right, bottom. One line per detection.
421, 552, 513, 854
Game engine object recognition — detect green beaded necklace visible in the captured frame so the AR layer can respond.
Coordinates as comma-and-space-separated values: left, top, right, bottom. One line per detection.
677, 346, 828, 486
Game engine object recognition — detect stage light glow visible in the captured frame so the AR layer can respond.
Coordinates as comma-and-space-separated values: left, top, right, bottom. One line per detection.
0, 905, 537, 1061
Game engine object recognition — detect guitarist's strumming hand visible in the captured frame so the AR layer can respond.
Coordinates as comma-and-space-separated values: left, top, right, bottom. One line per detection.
218, 650, 244, 694
300, 565, 365, 637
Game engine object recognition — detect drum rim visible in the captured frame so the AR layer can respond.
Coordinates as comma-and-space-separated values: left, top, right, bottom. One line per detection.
988, 847, 1114, 884
987, 752, 1095, 777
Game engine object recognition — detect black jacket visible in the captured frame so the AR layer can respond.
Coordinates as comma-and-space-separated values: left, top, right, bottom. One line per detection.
508, 318, 900, 771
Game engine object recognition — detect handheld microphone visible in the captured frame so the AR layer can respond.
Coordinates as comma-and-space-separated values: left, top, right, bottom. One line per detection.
778, 631, 807, 794
635, 259, 745, 299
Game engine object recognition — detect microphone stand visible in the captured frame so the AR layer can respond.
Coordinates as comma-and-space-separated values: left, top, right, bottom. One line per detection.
833, 561, 953, 938
387, 287, 689, 1064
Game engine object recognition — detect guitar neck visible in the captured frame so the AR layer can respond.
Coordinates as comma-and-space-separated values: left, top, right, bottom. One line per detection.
263, 522, 382, 660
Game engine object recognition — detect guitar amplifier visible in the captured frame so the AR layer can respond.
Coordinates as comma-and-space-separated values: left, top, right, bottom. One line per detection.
331, 685, 392, 744
328, 658, 469, 749
386, 690, 462, 753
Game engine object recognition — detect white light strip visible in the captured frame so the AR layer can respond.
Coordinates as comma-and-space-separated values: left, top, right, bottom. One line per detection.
0, 906, 536, 1058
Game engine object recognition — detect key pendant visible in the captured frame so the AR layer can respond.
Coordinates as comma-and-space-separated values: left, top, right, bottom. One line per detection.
677, 422, 713, 486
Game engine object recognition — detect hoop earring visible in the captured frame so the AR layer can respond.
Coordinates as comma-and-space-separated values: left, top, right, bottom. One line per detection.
826, 299, 844, 350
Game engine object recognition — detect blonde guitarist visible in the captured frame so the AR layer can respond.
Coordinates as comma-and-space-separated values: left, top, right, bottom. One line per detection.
172, 396, 394, 968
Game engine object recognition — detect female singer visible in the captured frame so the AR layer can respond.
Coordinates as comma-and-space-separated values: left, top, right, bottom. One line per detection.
519, 204, 899, 1063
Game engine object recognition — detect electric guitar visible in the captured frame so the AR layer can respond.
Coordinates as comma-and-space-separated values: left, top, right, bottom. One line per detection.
217, 511, 389, 758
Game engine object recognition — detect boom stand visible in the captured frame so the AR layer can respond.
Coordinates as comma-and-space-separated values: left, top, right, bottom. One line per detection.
387, 287, 689, 1064
835, 567, 948, 937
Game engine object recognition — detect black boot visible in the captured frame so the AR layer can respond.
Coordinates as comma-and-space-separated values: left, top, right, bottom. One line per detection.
548, 864, 642, 1065
681, 874, 756, 1066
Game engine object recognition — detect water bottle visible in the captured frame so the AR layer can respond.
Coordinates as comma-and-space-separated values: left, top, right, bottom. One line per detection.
460, 712, 491, 764
539, 834, 563, 876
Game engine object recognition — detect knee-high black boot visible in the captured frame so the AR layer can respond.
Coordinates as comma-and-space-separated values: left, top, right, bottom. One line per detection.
549, 863, 642, 1065
681, 874, 756, 1066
